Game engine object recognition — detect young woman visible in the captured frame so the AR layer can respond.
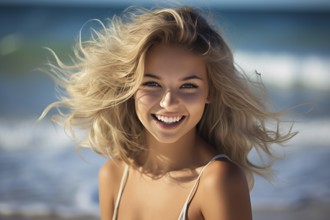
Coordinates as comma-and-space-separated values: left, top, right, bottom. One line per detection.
41, 6, 296, 220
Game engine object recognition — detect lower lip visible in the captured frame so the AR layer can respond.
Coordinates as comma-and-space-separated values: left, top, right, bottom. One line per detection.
153, 116, 185, 130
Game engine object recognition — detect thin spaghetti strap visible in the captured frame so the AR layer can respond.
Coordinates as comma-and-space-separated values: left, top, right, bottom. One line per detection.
177, 154, 230, 220
112, 164, 129, 220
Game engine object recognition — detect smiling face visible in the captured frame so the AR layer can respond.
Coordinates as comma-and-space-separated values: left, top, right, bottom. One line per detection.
134, 44, 209, 144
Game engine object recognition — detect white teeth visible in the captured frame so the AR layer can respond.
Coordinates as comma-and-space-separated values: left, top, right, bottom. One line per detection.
155, 115, 183, 124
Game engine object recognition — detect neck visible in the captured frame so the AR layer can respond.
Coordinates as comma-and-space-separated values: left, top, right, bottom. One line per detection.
138, 129, 207, 176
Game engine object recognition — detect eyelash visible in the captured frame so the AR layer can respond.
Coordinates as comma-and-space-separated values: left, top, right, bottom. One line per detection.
142, 81, 160, 87
180, 83, 198, 89
142, 81, 198, 89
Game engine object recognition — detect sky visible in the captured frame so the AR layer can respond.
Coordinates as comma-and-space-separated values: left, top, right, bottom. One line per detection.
1, 0, 330, 10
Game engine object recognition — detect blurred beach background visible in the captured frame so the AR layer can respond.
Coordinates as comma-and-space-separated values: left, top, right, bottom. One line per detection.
0, 0, 329, 219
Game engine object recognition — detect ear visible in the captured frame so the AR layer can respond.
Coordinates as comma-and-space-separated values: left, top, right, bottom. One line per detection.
206, 95, 212, 104
206, 87, 214, 104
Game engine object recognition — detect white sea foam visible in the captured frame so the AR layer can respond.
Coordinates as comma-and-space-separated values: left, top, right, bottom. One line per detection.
2, 116, 328, 152
235, 51, 330, 91
290, 118, 330, 148
0, 118, 72, 151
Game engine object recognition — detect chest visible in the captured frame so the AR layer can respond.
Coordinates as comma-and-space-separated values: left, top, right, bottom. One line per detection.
116, 170, 203, 220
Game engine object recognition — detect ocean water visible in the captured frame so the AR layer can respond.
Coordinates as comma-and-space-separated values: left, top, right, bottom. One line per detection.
0, 4, 330, 219
0, 118, 103, 217
0, 114, 330, 217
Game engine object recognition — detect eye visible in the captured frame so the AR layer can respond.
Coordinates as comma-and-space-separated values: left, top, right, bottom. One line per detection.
142, 81, 161, 88
180, 83, 198, 89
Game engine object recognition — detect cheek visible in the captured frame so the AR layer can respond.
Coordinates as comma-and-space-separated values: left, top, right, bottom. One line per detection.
180, 92, 208, 116
179, 91, 208, 106
134, 90, 160, 112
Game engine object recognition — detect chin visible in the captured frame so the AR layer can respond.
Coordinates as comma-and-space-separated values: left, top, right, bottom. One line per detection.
154, 136, 182, 144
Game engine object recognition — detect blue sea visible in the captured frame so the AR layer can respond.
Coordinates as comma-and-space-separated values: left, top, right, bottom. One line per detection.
0, 3, 329, 219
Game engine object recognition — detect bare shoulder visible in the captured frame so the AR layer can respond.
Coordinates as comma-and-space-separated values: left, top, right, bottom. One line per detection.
98, 159, 126, 197
202, 159, 248, 189
98, 159, 126, 220
199, 160, 252, 220
99, 159, 126, 183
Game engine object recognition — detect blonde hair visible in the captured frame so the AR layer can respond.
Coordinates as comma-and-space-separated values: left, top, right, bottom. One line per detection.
41, 6, 296, 188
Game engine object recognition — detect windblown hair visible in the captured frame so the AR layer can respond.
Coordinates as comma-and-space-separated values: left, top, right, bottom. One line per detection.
41, 6, 296, 188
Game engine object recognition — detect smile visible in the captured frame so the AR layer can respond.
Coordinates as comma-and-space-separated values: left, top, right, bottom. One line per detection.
152, 114, 185, 124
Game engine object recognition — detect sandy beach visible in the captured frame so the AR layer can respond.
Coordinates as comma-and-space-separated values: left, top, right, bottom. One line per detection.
0, 214, 99, 220
1, 200, 329, 220
253, 200, 330, 220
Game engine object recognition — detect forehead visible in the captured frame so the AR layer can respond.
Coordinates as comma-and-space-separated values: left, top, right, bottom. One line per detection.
144, 44, 206, 77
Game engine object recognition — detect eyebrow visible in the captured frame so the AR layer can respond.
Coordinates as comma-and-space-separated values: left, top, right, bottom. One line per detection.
144, 73, 203, 81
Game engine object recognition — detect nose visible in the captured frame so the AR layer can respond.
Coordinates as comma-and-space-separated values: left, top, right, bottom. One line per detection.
160, 90, 179, 110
